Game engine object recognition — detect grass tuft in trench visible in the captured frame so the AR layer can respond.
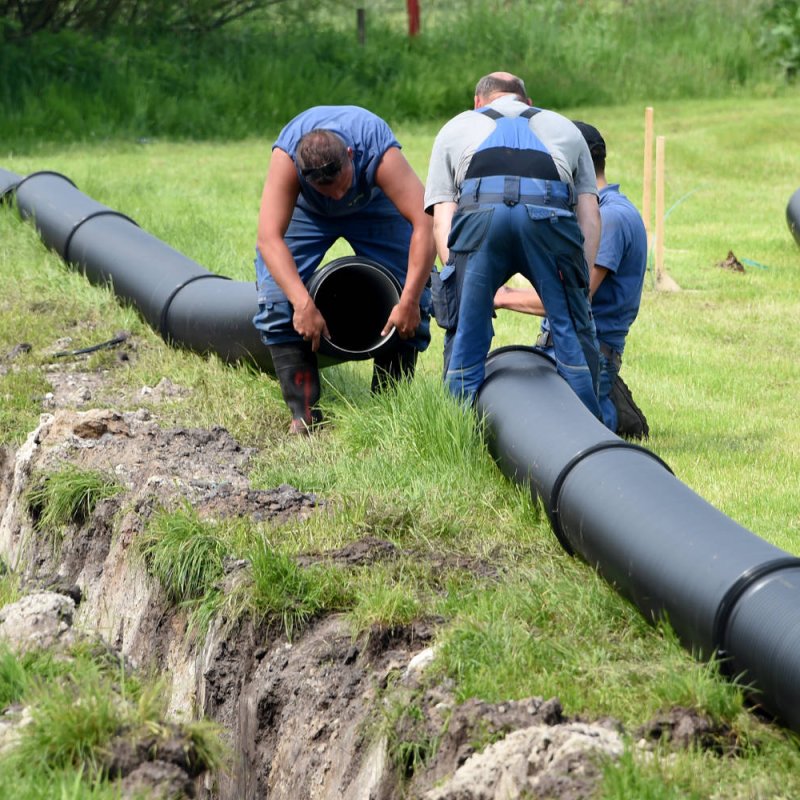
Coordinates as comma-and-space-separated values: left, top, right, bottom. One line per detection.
136, 502, 229, 604
0, 567, 22, 611
232, 536, 350, 641
24, 465, 123, 551
0, 640, 227, 793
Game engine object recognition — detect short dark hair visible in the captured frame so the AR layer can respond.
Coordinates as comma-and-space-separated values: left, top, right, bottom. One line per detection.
572, 120, 606, 173
474, 73, 528, 103
296, 129, 349, 185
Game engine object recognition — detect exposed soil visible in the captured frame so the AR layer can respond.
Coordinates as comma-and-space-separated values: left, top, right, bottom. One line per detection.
0, 334, 743, 799
716, 249, 746, 272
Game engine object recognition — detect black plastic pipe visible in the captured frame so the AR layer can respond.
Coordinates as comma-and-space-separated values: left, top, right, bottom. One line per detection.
308, 255, 401, 360
476, 347, 800, 732
0, 168, 20, 200
788, 187, 800, 248
5, 170, 402, 371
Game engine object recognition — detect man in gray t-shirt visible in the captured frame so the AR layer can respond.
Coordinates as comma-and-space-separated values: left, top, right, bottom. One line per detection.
424, 71, 601, 415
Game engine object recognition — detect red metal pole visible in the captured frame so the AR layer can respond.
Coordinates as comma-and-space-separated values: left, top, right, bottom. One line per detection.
407, 0, 420, 36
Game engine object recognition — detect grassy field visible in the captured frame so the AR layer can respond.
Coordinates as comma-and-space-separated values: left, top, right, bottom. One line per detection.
2, 93, 800, 797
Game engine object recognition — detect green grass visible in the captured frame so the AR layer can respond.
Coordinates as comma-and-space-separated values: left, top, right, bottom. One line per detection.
24, 465, 123, 550
0, 0, 791, 149
2, 93, 800, 795
136, 504, 229, 604
241, 539, 348, 640
0, 641, 226, 796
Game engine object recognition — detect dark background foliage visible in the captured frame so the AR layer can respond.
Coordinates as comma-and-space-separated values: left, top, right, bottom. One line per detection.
0, 0, 796, 151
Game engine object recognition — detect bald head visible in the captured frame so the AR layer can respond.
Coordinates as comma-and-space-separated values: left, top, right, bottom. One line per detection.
474, 71, 529, 107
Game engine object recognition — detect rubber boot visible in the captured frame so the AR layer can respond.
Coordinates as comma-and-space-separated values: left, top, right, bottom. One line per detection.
269, 342, 323, 434
371, 342, 418, 393
610, 375, 649, 440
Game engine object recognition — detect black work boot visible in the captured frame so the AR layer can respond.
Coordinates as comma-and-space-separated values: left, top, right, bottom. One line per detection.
610, 375, 649, 440
268, 342, 323, 434
371, 342, 418, 393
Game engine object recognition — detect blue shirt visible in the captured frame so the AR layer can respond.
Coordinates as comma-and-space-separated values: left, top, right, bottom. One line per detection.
274, 105, 400, 218
590, 184, 647, 352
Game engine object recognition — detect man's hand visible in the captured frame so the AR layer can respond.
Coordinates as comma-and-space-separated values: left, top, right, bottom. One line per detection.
382, 299, 420, 339
293, 297, 330, 352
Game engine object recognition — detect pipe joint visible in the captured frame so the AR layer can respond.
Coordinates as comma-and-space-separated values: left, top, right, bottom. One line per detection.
549, 440, 673, 555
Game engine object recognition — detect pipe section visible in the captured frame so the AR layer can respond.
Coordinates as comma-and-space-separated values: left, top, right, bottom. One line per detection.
0, 168, 21, 201
476, 346, 800, 732
5, 170, 403, 372
11, 170, 273, 370
308, 256, 400, 360
788, 187, 800, 248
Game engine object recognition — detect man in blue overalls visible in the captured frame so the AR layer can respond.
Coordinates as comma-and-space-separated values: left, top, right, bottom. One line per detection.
424, 72, 602, 417
494, 121, 649, 439
254, 106, 435, 433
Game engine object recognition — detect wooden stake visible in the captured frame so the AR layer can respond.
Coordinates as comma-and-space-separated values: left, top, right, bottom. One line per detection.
655, 135, 680, 292
357, 8, 366, 45
642, 106, 654, 244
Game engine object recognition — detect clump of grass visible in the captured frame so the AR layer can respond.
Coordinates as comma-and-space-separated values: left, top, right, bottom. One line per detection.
600, 749, 690, 800
0, 566, 22, 611
379, 690, 445, 782
0, 645, 82, 711
15, 673, 125, 772
0, 764, 123, 800
1, 641, 227, 787
6, 645, 148, 773
136, 503, 228, 604
0, 644, 29, 709
0, 368, 52, 446
24, 465, 123, 552
238, 537, 350, 640
347, 564, 424, 636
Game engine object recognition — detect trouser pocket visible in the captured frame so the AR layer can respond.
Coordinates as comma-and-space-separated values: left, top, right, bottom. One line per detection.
430, 263, 459, 330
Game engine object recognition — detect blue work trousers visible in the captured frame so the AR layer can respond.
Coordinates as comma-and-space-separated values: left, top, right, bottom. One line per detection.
253, 195, 431, 351
598, 349, 621, 431
440, 200, 601, 417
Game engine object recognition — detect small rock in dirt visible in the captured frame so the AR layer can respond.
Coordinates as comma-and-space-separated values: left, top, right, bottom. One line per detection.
120, 760, 194, 800
72, 410, 131, 440
0, 592, 76, 654
5, 343, 32, 361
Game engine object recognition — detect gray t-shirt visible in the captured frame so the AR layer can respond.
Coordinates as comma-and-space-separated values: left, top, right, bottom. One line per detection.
424, 95, 597, 213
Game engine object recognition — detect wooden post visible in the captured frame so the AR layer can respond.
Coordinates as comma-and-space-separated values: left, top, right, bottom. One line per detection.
654, 135, 680, 292
357, 8, 365, 45
642, 106, 654, 246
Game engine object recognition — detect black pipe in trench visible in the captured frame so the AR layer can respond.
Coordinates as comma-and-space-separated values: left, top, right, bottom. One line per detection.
476, 346, 800, 732
5, 167, 800, 732
3, 169, 402, 371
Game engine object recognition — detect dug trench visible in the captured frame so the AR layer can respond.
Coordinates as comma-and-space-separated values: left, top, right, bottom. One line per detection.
0, 333, 742, 799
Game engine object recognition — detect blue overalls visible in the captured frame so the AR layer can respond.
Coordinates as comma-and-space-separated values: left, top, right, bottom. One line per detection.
433, 108, 601, 416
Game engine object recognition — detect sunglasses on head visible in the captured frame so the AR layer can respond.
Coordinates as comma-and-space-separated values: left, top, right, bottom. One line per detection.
300, 161, 342, 183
